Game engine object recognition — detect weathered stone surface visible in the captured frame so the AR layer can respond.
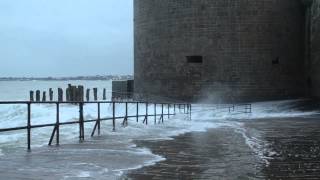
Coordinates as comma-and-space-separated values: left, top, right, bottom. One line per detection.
134, 0, 306, 102
308, 0, 320, 98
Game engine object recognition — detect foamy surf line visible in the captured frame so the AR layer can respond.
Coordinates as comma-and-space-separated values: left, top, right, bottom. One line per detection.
191, 99, 320, 167
0, 99, 319, 178
113, 148, 166, 177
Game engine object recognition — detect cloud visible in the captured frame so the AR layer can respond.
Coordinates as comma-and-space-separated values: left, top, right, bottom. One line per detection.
0, 0, 133, 77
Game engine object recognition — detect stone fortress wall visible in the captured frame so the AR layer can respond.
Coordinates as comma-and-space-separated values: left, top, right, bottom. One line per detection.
134, 0, 320, 102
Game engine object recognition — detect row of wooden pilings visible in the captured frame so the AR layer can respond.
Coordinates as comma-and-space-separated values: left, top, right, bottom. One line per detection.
30, 84, 107, 102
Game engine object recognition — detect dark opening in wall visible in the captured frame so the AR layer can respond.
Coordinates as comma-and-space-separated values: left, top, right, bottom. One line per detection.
187, 56, 203, 64
307, 77, 313, 88
272, 57, 280, 65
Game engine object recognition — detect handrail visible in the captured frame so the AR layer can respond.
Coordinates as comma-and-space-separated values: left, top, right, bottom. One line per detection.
0, 100, 192, 150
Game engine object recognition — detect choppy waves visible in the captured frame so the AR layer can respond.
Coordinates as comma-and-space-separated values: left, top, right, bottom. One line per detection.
0, 99, 318, 178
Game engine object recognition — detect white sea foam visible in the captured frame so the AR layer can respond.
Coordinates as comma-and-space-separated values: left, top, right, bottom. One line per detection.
0, 81, 319, 177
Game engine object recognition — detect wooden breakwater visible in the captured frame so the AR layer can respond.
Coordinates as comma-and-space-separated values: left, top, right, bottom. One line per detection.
29, 84, 108, 102
0, 100, 192, 150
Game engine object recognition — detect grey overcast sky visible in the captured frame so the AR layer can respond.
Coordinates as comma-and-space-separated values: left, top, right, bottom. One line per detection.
0, 0, 133, 77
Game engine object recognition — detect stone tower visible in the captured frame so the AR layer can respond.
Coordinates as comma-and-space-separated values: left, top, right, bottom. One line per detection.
134, 0, 306, 102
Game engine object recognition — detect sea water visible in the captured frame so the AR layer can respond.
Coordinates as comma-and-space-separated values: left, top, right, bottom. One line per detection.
0, 80, 318, 179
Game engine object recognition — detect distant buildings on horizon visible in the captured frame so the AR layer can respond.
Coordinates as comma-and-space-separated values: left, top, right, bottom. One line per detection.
0, 75, 133, 81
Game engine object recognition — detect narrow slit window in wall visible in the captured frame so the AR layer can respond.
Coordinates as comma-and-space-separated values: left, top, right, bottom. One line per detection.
187, 56, 203, 63
272, 57, 280, 65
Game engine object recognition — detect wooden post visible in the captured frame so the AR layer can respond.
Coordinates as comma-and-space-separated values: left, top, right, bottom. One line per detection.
36, 90, 41, 102
71, 86, 77, 102
174, 104, 176, 115
103, 88, 106, 100
136, 102, 139, 123
30, 91, 34, 102
49, 88, 53, 101
112, 102, 115, 131
42, 92, 46, 102
58, 88, 63, 102
78, 86, 84, 102
93, 88, 98, 101
86, 89, 90, 101
27, 103, 31, 150
167, 104, 170, 118
66, 84, 71, 101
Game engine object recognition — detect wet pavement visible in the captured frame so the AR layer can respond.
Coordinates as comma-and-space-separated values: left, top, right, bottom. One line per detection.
125, 116, 320, 180
124, 127, 265, 179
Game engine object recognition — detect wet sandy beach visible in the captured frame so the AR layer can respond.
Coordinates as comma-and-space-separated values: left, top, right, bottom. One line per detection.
125, 116, 320, 180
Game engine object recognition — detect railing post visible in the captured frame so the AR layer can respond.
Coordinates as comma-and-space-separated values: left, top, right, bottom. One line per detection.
167, 104, 170, 119
161, 103, 164, 123
91, 102, 101, 137
184, 104, 186, 114
79, 102, 84, 141
174, 104, 176, 115
143, 102, 148, 125
98, 102, 101, 135
154, 103, 157, 124
56, 102, 60, 145
126, 102, 128, 117
136, 102, 139, 123
27, 102, 31, 150
122, 102, 128, 127
112, 102, 116, 131
189, 104, 192, 120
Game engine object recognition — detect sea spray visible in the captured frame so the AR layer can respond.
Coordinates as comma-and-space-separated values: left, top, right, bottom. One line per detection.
0, 81, 319, 178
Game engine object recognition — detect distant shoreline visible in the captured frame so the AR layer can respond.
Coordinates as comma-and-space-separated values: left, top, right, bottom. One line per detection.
0, 75, 133, 81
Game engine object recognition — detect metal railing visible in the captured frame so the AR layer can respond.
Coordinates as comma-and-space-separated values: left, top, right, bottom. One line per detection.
0, 101, 191, 150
